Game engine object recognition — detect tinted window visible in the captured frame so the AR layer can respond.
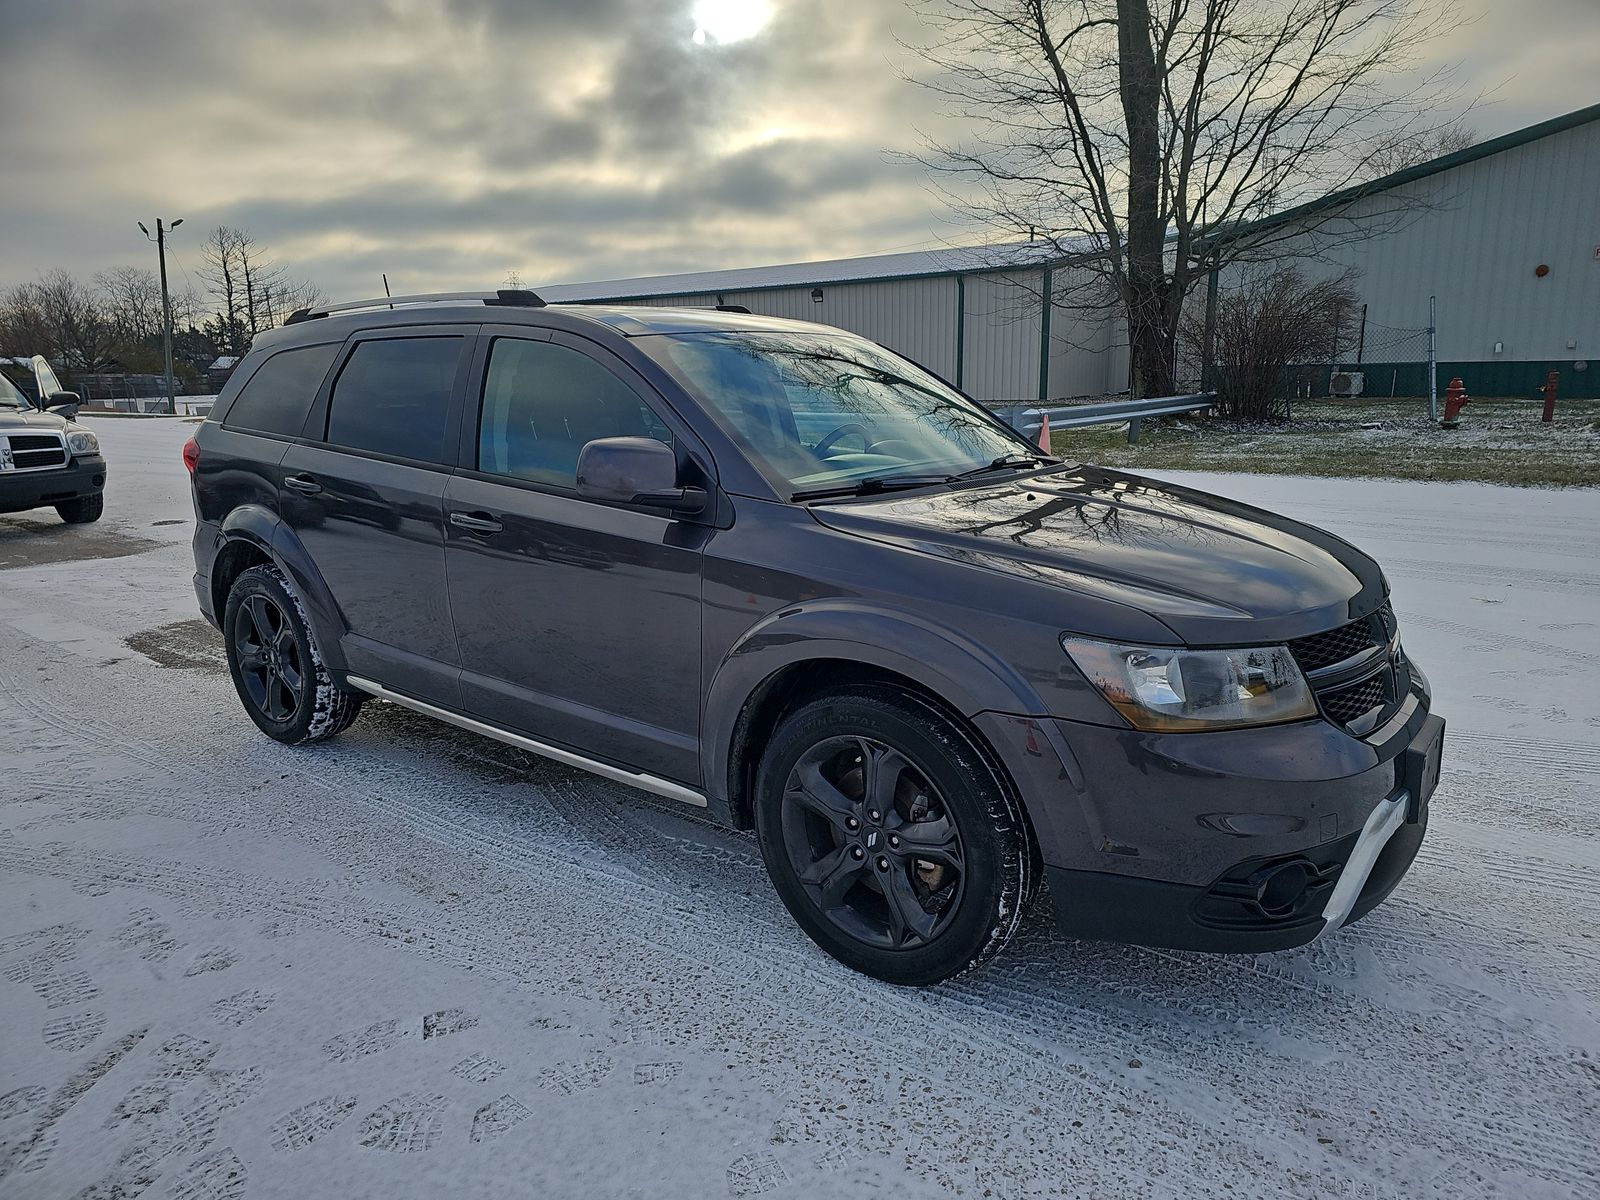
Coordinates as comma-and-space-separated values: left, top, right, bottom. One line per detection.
223, 343, 339, 437
477, 338, 669, 488
325, 337, 464, 463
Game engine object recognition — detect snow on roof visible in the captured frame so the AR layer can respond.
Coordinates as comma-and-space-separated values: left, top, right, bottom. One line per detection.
208, 356, 241, 370
540, 240, 1079, 303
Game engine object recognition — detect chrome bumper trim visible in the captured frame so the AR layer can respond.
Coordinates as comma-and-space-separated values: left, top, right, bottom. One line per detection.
344, 675, 708, 808
1319, 789, 1410, 932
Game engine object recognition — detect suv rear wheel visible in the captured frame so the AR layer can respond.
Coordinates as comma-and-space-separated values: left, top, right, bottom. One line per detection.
223, 563, 362, 744
754, 686, 1034, 985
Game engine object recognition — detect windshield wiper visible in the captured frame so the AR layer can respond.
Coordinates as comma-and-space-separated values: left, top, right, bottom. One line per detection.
790, 473, 955, 503
951, 453, 1055, 481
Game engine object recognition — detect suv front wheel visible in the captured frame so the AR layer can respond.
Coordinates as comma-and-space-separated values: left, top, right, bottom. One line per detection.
755, 687, 1035, 985
223, 563, 362, 744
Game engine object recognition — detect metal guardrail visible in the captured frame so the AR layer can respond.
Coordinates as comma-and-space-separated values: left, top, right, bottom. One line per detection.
990, 392, 1216, 444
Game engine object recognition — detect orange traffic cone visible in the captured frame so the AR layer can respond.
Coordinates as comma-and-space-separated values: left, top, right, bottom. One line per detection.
1036, 411, 1051, 453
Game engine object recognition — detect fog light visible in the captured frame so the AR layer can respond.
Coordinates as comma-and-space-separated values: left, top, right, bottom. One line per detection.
1253, 861, 1314, 916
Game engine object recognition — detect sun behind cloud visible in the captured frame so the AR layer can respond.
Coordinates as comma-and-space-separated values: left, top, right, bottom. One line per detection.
692, 0, 773, 45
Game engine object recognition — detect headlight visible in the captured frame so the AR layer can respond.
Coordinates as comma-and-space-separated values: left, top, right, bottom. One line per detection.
66, 429, 99, 455
1062, 636, 1317, 731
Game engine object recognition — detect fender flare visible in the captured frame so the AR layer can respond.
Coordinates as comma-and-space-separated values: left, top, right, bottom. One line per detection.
701, 599, 1051, 810
218, 505, 349, 671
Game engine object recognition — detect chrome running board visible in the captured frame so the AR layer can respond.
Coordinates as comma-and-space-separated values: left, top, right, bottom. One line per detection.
345, 675, 708, 808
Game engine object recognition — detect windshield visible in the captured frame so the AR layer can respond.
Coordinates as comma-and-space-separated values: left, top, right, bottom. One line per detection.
0, 373, 32, 411
641, 331, 1039, 497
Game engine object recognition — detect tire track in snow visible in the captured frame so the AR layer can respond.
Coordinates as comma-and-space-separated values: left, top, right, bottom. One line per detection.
1448, 728, 1600, 777
6, 620, 1600, 1194
1397, 610, 1600, 668
1386, 557, 1600, 595
0, 841, 1348, 1199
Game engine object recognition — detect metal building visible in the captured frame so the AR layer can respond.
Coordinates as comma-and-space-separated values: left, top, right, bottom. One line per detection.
543, 243, 1128, 404
1216, 101, 1600, 399
546, 101, 1599, 402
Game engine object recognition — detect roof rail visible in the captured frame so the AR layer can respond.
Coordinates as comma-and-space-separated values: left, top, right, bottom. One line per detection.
285, 288, 546, 324
713, 303, 751, 313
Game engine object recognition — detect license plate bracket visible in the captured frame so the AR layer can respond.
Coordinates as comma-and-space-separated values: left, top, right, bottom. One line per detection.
1402, 714, 1445, 822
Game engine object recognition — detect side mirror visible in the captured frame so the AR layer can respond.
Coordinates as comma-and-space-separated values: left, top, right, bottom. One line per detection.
45, 391, 81, 420
576, 437, 706, 514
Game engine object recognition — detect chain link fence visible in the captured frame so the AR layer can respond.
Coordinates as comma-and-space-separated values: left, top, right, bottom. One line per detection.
1320, 317, 1433, 400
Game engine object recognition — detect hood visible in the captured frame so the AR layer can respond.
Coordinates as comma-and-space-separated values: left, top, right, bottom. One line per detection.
0, 408, 69, 432
808, 466, 1388, 645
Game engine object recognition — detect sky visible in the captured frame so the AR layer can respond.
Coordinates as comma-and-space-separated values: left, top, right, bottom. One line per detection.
0, 0, 1594, 308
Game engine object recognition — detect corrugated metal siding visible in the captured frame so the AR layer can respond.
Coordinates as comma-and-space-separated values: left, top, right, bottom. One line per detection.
1045, 266, 1124, 398
728, 277, 961, 380
607, 275, 1022, 397
599, 267, 1123, 402
959, 271, 1042, 400
541, 241, 1071, 302
1229, 117, 1600, 364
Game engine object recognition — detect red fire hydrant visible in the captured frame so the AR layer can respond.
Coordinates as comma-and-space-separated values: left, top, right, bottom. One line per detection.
1541, 370, 1560, 422
1441, 377, 1470, 427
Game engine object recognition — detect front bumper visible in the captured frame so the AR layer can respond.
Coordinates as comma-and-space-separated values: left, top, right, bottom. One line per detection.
0, 456, 107, 513
975, 687, 1443, 953
1039, 778, 1430, 952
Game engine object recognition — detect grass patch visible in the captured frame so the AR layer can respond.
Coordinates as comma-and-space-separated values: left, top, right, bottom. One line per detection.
1050, 397, 1600, 488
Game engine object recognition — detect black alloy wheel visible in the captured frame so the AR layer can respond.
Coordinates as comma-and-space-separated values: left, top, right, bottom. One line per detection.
222, 563, 362, 745
781, 735, 966, 950
233, 592, 304, 723
755, 687, 1034, 985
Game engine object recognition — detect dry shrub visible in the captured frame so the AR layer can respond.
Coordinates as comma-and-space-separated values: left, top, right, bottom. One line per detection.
1199, 268, 1360, 423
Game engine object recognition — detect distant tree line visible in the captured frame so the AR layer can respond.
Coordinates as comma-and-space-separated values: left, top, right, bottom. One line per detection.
0, 225, 322, 383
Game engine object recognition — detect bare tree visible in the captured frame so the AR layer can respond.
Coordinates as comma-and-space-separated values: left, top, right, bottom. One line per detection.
200, 225, 320, 353
5, 271, 120, 372
905, 0, 1459, 399
1184, 265, 1360, 421
268, 277, 326, 323
1360, 120, 1477, 179
0, 283, 53, 361
200, 225, 249, 355
170, 283, 204, 333
96, 266, 164, 344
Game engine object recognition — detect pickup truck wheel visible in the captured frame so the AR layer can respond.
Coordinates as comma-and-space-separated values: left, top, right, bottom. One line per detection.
755, 687, 1034, 985
223, 563, 362, 744
55, 493, 104, 524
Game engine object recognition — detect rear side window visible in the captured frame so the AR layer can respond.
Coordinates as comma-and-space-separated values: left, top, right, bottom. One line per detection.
477, 338, 669, 488
325, 336, 464, 464
223, 343, 339, 437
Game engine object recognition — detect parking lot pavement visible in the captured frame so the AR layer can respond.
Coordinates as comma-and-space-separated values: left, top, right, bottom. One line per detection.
2, 418, 1597, 1199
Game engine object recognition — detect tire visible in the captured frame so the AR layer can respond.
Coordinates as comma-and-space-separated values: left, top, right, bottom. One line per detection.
223, 563, 362, 745
56, 492, 104, 524
754, 686, 1035, 985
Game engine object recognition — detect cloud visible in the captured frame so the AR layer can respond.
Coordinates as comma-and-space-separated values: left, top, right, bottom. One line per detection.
0, 0, 1591, 308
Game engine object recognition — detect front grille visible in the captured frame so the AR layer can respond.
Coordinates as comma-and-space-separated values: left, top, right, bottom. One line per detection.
1288, 603, 1403, 733
1287, 607, 1388, 672
4, 433, 68, 470
1320, 673, 1387, 724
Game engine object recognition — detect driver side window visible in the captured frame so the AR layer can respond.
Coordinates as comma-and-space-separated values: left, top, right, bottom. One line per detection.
478, 338, 670, 489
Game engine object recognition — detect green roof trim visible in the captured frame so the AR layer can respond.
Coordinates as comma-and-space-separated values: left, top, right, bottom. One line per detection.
1208, 101, 1600, 243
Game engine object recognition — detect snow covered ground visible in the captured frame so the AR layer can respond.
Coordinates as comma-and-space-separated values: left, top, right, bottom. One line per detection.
2, 418, 1597, 1200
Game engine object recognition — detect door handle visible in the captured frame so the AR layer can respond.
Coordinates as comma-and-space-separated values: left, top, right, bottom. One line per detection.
284, 474, 322, 495
449, 511, 503, 534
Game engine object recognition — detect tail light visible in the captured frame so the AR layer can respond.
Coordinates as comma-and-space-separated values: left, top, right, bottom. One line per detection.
182, 436, 200, 475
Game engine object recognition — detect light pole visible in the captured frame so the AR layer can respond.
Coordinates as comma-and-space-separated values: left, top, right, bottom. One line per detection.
138, 217, 183, 414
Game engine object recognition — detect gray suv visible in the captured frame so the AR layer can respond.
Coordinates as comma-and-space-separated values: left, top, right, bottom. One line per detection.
187, 290, 1444, 985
